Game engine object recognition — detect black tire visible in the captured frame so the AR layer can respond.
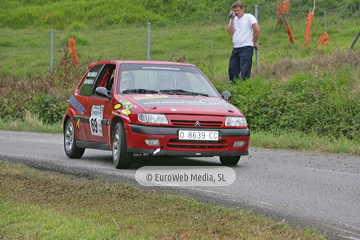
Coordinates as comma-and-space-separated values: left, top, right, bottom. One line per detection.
112, 122, 133, 169
64, 118, 85, 158
220, 156, 240, 166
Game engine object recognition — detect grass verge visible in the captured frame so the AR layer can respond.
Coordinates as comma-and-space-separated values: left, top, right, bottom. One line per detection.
0, 161, 327, 239
252, 130, 360, 156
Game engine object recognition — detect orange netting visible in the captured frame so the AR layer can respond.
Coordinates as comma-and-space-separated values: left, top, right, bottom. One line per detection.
304, 11, 314, 46
276, 0, 290, 25
68, 38, 79, 67
286, 23, 296, 43
276, 1, 295, 43
318, 32, 330, 46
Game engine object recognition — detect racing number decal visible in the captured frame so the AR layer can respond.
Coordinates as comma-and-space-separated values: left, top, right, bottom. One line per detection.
89, 105, 104, 136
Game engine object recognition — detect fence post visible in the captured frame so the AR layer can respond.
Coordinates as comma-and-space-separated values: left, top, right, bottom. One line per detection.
147, 22, 151, 60
50, 29, 54, 72
349, 31, 360, 50
254, 5, 259, 68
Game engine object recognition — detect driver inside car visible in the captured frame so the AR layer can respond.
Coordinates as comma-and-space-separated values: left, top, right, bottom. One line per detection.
157, 72, 175, 90
120, 72, 135, 92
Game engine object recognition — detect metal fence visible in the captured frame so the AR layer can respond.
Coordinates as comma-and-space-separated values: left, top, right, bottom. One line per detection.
1, 0, 359, 78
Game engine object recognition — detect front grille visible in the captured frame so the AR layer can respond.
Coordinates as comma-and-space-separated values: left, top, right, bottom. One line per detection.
171, 120, 222, 127
167, 139, 226, 149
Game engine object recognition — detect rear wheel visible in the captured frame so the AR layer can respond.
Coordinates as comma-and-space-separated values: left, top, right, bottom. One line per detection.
112, 122, 133, 169
220, 156, 240, 166
64, 118, 85, 158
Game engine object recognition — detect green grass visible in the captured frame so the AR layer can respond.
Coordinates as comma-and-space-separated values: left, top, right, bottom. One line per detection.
0, 1, 358, 77
0, 161, 328, 239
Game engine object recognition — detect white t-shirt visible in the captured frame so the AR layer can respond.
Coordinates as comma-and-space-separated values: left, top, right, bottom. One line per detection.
229, 13, 258, 48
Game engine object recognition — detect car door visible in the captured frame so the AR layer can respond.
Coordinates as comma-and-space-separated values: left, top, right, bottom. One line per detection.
83, 64, 116, 144
70, 65, 104, 142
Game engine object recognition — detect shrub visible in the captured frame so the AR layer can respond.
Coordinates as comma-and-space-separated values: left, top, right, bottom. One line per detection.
26, 93, 67, 125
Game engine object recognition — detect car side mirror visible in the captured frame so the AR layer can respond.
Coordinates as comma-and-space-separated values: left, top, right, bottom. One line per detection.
221, 91, 232, 101
95, 87, 111, 99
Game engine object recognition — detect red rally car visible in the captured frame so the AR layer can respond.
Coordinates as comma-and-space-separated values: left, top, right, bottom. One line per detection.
63, 60, 250, 169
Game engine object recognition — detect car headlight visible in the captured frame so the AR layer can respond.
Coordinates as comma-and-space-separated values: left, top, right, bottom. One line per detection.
138, 113, 168, 124
225, 116, 247, 126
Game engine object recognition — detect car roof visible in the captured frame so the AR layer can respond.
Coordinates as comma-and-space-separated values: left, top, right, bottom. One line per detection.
88, 60, 195, 69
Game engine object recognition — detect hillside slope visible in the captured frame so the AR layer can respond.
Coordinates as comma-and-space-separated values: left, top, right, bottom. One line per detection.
2, 0, 358, 30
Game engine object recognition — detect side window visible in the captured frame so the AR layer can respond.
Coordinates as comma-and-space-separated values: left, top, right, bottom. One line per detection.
91, 64, 116, 97
78, 64, 104, 96
106, 68, 116, 92
97, 65, 116, 94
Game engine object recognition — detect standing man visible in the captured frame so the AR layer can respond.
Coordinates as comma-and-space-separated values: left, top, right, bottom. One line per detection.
227, 1, 260, 82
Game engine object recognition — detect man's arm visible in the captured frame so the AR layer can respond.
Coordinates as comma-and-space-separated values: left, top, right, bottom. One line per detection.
227, 11, 235, 35
252, 23, 260, 49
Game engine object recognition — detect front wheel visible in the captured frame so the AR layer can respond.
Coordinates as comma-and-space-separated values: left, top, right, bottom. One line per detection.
112, 122, 133, 169
220, 156, 240, 166
64, 118, 85, 158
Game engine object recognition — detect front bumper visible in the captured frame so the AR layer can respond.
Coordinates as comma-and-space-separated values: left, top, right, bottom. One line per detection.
126, 124, 250, 157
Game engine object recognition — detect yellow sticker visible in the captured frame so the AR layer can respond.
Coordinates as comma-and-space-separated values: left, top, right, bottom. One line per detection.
121, 109, 132, 115
114, 103, 122, 110
76, 119, 80, 129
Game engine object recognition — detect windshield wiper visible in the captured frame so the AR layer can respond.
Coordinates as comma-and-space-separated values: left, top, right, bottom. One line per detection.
159, 89, 209, 97
122, 89, 159, 94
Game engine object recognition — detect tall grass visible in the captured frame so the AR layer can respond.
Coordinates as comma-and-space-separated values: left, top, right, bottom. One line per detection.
0, 111, 62, 133
213, 50, 360, 142
0, 46, 84, 122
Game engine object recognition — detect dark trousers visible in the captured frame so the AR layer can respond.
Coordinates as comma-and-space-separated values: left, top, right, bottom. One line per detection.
228, 46, 254, 81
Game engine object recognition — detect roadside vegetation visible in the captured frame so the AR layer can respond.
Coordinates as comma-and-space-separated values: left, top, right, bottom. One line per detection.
0, 161, 328, 239
1, 48, 359, 156
215, 50, 360, 156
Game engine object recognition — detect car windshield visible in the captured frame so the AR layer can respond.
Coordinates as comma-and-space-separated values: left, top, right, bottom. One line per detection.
117, 64, 220, 97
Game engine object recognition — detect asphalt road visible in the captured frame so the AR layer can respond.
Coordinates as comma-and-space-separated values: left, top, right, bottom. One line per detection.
1, 130, 359, 240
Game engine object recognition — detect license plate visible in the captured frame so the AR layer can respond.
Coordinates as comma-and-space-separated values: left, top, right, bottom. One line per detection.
178, 130, 219, 141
